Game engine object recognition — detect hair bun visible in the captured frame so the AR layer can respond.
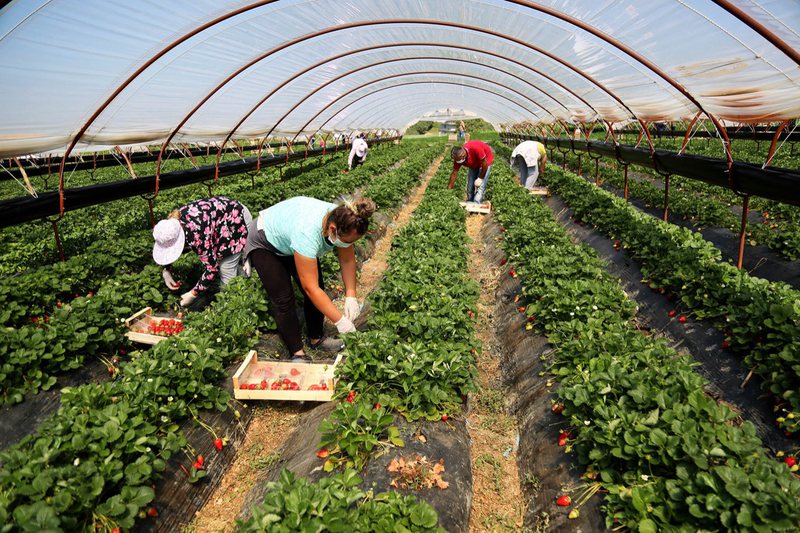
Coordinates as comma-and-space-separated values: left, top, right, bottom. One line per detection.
354, 197, 376, 219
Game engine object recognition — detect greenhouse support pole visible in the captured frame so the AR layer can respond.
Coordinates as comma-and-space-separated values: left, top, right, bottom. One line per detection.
737, 195, 750, 270
623, 165, 629, 201
51, 219, 65, 262
663, 175, 670, 221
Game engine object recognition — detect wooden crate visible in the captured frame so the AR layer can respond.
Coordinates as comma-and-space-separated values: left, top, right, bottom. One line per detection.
232, 350, 342, 402
124, 307, 183, 345
528, 186, 549, 196
460, 201, 492, 214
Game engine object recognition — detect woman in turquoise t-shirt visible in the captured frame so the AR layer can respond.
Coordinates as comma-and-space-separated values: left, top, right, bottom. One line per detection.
243, 196, 376, 361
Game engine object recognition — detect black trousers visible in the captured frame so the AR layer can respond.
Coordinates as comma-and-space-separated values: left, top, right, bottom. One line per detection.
249, 248, 325, 353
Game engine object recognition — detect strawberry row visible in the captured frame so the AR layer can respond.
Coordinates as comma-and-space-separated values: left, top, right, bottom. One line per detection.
540, 163, 800, 435
0, 140, 446, 531
489, 160, 800, 531
336, 159, 478, 422
553, 147, 800, 261
312, 154, 476, 473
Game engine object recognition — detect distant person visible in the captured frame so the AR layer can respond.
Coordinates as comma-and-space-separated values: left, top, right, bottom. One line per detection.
153, 196, 252, 307
447, 140, 493, 204
243, 196, 375, 361
457, 120, 466, 143
348, 133, 368, 171
510, 140, 547, 189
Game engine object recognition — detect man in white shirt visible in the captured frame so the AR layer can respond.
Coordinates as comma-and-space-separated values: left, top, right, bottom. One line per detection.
510, 140, 547, 189
348, 134, 368, 171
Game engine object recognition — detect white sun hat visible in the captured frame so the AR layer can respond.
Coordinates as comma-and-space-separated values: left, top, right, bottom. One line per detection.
152, 219, 185, 265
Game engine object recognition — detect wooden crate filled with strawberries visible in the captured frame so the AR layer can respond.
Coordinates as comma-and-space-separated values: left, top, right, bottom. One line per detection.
124, 307, 185, 345
232, 350, 341, 401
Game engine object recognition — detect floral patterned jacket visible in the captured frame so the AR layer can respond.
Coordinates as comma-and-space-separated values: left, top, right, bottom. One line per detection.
179, 196, 248, 293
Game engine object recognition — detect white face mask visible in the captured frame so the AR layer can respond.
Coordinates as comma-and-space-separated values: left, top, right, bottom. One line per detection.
328, 228, 352, 248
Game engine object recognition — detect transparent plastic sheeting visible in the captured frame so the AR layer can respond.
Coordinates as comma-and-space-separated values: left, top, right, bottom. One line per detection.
0, 0, 798, 158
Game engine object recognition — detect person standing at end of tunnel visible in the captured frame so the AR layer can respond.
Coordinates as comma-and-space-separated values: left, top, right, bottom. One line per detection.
447, 139, 493, 204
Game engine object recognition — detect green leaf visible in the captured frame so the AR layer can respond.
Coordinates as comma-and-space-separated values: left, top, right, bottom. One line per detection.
638, 518, 657, 533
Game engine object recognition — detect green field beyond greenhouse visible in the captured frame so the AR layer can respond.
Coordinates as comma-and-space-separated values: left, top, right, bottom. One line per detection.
1, 2, 799, 532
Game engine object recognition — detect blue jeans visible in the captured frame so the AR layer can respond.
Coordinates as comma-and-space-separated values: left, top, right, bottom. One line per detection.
467, 165, 491, 203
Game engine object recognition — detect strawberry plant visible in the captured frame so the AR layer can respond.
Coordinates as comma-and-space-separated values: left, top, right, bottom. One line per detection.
236, 469, 444, 532
318, 399, 404, 471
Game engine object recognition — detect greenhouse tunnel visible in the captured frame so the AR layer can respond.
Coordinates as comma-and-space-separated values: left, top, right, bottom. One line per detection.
1, 1, 799, 532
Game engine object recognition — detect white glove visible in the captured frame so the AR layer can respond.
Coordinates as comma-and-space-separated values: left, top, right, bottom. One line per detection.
162, 269, 181, 290
242, 258, 252, 278
335, 315, 357, 333
474, 178, 484, 189
180, 290, 197, 307
343, 296, 361, 321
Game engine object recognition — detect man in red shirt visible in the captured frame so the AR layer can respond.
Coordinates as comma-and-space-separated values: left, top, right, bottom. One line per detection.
447, 140, 494, 204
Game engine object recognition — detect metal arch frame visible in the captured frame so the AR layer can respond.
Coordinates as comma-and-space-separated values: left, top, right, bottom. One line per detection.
276, 72, 544, 142
507, 0, 735, 176
154, 17, 640, 183
302, 81, 540, 139
710, 0, 800, 66
322, 90, 522, 130
212, 46, 582, 175
245, 59, 556, 131
59, 18, 640, 208
34, 0, 800, 214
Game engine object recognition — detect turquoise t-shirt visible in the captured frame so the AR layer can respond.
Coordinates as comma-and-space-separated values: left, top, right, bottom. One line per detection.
257, 196, 338, 258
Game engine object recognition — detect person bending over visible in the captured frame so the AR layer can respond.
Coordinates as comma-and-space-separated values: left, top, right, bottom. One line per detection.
243, 195, 375, 362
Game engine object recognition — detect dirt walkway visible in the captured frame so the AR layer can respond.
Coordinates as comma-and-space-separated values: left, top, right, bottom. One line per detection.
465, 214, 525, 531
190, 153, 445, 533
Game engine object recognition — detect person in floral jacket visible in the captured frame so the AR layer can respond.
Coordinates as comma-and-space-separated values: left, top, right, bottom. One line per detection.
152, 196, 253, 307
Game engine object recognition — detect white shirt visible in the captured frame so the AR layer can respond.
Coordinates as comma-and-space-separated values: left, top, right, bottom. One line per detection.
510, 140, 546, 168
348, 138, 368, 168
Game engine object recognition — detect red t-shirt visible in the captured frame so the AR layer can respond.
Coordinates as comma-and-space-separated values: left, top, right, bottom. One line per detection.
454, 140, 494, 169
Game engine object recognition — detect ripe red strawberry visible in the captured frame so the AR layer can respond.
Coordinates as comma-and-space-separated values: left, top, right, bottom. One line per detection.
668, 310, 676, 317
500, 258, 507, 266
558, 437, 567, 447
556, 495, 571, 506
239, 384, 248, 390
193, 461, 203, 470
679, 316, 687, 323
552, 404, 564, 415
527, 316, 536, 322
196, 455, 204, 466
785, 456, 797, 467
213, 438, 223, 451
146, 507, 158, 518
467, 310, 475, 318
317, 449, 329, 458
374, 402, 381, 410
346, 390, 356, 403
500, 227, 506, 233
721, 340, 730, 350
111, 528, 121, 533
441, 414, 449, 421
509, 270, 517, 278
260, 380, 268, 390
118, 348, 126, 356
